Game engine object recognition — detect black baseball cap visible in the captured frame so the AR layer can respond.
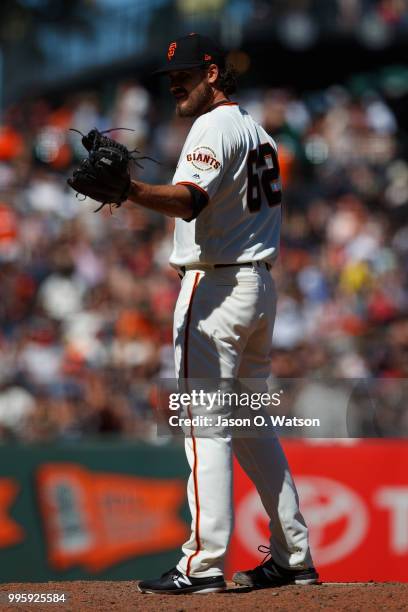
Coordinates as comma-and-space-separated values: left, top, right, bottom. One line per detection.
153, 33, 226, 75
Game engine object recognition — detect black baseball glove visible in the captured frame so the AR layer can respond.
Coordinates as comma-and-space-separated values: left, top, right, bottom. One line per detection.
67, 128, 156, 212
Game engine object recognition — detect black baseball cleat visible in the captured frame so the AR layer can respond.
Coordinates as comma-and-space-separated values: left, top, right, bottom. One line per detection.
232, 546, 319, 589
138, 567, 227, 594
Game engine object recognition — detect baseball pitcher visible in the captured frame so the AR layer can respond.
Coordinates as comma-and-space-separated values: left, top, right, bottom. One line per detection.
68, 32, 318, 594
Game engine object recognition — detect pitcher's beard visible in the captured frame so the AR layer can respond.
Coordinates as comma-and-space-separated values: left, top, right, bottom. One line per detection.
176, 83, 213, 118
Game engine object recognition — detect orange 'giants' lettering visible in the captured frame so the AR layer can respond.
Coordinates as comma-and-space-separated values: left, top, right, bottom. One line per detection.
187, 152, 220, 169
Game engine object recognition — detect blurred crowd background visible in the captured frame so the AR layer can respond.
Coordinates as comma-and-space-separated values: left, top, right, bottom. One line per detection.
0, 0, 407, 441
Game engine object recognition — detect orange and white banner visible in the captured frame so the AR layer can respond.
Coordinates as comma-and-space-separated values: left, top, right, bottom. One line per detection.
36, 464, 188, 572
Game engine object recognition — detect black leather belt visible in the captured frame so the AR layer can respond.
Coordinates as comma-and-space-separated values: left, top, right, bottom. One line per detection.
214, 262, 271, 270
179, 261, 270, 277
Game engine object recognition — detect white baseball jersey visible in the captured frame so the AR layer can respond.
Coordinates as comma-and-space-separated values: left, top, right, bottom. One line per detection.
170, 102, 282, 266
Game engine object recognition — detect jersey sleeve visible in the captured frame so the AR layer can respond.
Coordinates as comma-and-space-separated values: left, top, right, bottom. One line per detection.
172, 115, 230, 220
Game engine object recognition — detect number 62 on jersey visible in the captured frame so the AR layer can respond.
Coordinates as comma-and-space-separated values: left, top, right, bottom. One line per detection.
246, 143, 282, 213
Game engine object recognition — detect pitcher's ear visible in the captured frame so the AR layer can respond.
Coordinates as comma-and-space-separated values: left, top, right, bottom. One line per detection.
207, 63, 220, 84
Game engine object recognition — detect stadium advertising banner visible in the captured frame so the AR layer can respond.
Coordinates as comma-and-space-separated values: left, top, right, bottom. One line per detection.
0, 442, 189, 582
227, 441, 408, 582
0, 441, 407, 582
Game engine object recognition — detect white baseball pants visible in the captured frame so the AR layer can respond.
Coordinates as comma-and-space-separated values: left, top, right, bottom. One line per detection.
173, 263, 313, 577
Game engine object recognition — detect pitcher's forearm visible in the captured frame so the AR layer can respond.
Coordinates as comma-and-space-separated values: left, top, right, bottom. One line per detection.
127, 181, 193, 219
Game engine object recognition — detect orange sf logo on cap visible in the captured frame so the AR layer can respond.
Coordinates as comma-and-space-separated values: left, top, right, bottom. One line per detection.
167, 42, 177, 61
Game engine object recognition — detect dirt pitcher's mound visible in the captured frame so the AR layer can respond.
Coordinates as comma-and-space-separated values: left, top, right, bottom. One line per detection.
1, 581, 407, 611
